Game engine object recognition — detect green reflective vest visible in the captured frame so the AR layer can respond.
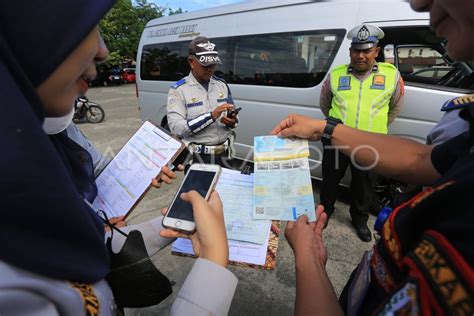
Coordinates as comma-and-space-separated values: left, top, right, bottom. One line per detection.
328, 63, 398, 134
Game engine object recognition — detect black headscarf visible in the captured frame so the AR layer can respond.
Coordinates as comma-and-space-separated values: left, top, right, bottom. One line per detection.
0, 0, 115, 283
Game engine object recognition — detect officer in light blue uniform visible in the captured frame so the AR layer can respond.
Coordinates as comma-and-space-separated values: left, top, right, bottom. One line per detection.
426, 95, 471, 145
167, 36, 239, 168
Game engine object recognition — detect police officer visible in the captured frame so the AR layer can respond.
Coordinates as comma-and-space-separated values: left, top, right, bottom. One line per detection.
319, 24, 405, 241
167, 36, 238, 168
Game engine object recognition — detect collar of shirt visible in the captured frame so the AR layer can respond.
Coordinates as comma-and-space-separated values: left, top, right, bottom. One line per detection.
187, 71, 216, 90
347, 62, 379, 80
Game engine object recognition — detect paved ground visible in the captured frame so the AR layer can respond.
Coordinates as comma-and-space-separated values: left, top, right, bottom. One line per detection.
81, 84, 376, 315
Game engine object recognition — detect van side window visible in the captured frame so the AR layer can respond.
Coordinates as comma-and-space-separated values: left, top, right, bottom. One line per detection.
385, 45, 454, 85
232, 30, 344, 87
380, 27, 474, 90
140, 30, 344, 88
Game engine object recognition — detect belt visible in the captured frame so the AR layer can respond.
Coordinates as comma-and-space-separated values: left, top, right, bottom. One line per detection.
189, 141, 229, 155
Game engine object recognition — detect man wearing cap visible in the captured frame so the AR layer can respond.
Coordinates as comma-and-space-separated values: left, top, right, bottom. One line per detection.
319, 24, 405, 241
167, 36, 238, 168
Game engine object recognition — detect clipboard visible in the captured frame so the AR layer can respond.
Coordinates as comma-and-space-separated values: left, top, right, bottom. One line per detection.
92, 120, 185, 219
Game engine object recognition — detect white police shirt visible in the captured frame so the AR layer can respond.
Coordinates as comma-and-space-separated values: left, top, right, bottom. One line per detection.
167, 71, 234, 146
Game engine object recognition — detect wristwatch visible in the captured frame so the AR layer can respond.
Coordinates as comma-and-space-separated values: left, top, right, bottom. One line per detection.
321, 117, 342, 146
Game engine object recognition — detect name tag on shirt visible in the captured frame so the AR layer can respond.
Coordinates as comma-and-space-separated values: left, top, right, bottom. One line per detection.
186, 101, 203, 108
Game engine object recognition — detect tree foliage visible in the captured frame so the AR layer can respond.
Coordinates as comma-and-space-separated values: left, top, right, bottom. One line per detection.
100, 0, 182, 68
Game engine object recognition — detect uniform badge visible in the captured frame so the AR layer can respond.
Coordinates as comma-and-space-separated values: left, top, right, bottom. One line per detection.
186, 98, 203, 108
219, 92, 224, 98
338, 76, 351, 90
371, 75, 386, 90
357, 25, 370, 42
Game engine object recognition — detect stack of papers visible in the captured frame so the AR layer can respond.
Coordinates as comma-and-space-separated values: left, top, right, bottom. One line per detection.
93, 121, 183, 218
172, 168, 278, 268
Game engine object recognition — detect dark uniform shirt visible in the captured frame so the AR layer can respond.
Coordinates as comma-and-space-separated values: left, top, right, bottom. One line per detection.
340, 120, 474, 315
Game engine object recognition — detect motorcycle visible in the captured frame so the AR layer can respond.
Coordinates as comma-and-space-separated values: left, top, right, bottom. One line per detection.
74, 96, 105, 123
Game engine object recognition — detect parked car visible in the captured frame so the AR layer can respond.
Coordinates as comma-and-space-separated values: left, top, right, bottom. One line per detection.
122, 68, 136, 83
89, 69, 122, 87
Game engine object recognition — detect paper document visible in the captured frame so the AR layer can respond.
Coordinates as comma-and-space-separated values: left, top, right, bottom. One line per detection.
93, 121, 183, 218
172, 233, 270, 266
216, 168, 271, 245
253, 136, 316, 221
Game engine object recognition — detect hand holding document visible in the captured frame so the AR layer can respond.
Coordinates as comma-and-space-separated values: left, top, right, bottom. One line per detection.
253, 136, 316, 221
93, 121, 184, 218
172, 168, 280, 269
216, 168, 271, 245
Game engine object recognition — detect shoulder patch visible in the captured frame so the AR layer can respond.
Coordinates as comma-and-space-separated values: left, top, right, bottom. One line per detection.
441, 94, 474, 112
171, 78, 186, 89
212, 75, 226, 83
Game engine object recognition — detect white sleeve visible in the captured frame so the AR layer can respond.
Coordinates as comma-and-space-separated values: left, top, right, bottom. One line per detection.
170, 258, 238, 316
167, 88, 191, 137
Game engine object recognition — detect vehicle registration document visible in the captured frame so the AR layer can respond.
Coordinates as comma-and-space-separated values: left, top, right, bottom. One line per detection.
92, 121, 184, 218
216, 168, 271, 245
252, 136, 316, 221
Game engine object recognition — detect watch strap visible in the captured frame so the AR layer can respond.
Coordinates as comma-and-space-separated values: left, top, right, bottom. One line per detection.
322, 117, 342, 145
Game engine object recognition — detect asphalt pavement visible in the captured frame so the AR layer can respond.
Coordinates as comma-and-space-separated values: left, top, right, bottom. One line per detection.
81, 84, 375, 316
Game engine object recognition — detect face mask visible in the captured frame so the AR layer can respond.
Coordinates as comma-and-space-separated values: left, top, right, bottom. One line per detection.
42, 106, 75, 135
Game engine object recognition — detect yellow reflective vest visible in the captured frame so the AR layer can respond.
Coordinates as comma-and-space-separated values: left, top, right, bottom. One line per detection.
328, 63, 398, 134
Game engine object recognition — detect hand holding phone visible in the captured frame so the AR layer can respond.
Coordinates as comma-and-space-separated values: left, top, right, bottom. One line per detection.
162, 164, 221, 233
227, 107, 242, 118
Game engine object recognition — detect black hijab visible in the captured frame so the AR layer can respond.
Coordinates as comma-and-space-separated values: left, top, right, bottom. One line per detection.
0, 0, 115, 283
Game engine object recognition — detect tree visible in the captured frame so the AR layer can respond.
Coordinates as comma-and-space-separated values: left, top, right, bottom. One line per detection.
99, 0, 182, 68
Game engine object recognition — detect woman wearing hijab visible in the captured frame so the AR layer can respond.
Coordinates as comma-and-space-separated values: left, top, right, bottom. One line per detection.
0, 1, 237, 315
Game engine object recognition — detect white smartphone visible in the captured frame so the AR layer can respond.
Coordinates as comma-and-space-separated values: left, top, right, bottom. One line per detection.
162, 163, 221, 233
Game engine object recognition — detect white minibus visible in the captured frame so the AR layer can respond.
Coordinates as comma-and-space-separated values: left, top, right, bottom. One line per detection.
136, 0, 474, 180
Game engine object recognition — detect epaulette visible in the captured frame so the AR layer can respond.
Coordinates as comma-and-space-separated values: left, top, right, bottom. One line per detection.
170, 78, 186, 89
212, 75, 231, 94
212, 75, 227, 83
441, 94, 474, 111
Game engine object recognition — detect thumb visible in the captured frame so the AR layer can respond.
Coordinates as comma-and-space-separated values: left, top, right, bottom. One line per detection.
180, 191, 206, 211
296, 214, 309, 225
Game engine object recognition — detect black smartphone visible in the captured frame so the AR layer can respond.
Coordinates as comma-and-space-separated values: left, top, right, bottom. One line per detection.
227, 107, 242, 118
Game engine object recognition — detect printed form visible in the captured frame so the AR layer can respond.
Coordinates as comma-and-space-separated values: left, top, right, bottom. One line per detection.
216, 168, 271, 245
252, 136, 316, 221
93, 121, 182, 218
172, 168, 272, 265
172, 234, 270, 266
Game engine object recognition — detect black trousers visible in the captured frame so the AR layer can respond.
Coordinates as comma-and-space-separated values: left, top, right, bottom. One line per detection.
320, 145, 371, 225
